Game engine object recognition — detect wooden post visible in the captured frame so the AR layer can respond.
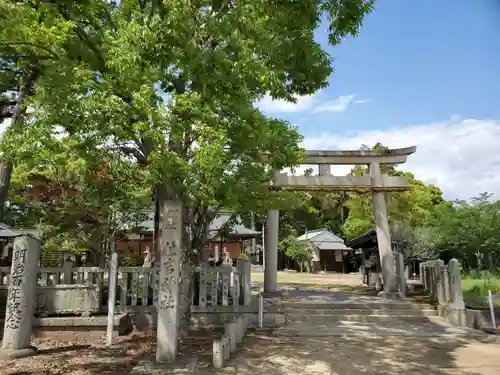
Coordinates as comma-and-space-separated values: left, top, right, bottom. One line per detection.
106, 253, 118, 346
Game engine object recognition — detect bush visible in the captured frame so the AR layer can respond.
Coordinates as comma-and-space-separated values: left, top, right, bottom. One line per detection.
462, 274, 500, 309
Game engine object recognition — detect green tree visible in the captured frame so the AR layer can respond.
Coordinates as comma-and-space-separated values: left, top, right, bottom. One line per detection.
5, 147, 150, 265
0, 0, 114, 211
426, 194, 500, 272
281, 235, 314, 272
342, 144, 445, 239
2, 0, 374, 332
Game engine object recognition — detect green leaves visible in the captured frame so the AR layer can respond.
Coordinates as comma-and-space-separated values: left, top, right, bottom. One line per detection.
281, 235, 314, 265
1, 0, 374, 256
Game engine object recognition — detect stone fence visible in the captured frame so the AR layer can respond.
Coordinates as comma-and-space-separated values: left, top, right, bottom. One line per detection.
0, 259, 252, 317
420, 258, 466, 326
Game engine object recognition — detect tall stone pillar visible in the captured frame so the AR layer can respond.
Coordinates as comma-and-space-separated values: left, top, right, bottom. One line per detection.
264, 210, 279, 293
156, 200, 183, 363
0, 235, 42, 359
369, 162, 399, 297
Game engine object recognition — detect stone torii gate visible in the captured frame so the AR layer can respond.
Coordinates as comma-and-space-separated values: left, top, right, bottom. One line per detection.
263, 146, 417, 298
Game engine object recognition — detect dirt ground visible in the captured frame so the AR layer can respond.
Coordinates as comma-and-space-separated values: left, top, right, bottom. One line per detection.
4, 331, 499, 375
0, 330, 218, 375
2, 274, 500, 375
251, 271, 362, 288
211, 333, 500, 375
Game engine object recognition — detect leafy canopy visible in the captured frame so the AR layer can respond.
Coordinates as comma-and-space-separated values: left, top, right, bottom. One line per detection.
1, 0, 374, 254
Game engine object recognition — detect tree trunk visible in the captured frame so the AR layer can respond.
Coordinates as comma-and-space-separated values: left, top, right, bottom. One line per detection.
0, 162, 13, 220
0, 69, 36, 212
153, 188, 160, 260
179, 262, 196, 337
489, 252, 496, 274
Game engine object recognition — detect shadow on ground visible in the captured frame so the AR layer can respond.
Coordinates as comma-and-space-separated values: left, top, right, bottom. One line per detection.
210, 332, 499, 375
3, 284, 500, 375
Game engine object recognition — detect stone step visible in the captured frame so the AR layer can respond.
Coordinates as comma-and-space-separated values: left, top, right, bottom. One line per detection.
286, 314, 440, 324
277, 302, 436, 311
273, 322, 498, 340
285, 308, 438, 316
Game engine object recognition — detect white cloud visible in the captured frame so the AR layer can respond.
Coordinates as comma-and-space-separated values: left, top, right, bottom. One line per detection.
300, 118, 500, 200
256, 92, 370, 114
312, 94, 356, 113
256, 94, 316, 113
355, 98, 371, 105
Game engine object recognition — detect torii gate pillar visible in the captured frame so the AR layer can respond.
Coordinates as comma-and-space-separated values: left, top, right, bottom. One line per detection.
264, 209, 279, 293
369, 161, 399, 296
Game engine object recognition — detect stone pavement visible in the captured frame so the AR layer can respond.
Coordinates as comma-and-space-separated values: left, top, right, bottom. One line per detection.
207, 285, 500, 375
206, 334, 500, 375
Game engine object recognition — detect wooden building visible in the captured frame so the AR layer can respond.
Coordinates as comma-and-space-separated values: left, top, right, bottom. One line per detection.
346, 229, 426, 282
297, 228, 355, 273
118, 210, 261, 265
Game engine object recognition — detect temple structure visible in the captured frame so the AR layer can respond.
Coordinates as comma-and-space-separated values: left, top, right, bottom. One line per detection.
263, 146, 416, 297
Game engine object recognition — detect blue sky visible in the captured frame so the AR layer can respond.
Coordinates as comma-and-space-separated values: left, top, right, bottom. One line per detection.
1, 2, 498, 200
257, 1, 500, 200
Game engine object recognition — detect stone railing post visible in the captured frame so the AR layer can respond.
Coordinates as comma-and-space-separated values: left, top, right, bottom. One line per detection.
63, 255, 73, 284
428, 261, 436, 299
429, 261, 438, 300
421, 262, 428, 290
423, 263, 430, 292
443, 265, 450, 303
225, 322, 236, 352
446, 258, 466, 326
394, 252, 406, 295
436, 260, 446, 305
419, 262, 424, 286
236, 260, 251, 306
235, 315, 243, 344
0, 236, 42, 359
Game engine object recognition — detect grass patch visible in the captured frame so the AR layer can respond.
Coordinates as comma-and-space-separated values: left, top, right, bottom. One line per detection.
462, 276, 500, 309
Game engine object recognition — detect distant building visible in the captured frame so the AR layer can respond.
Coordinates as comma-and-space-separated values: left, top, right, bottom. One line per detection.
297, 228, 354, 272
118, 210, 261, 265
0, 222, 41, 266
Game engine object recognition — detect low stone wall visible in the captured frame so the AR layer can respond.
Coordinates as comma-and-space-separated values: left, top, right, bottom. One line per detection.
129, 309, 285, 332
0, 284, 100, 317
438, 305, 500, 330
465, 308, 500, 330
422, 259, 499, 331
0, 313, 134, 336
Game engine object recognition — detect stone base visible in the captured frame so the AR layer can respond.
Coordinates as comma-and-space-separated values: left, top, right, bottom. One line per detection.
263, 290, 286, 298
130, 355, 198, 374
483, 327, 500, 335
442, 306, 467, 327
0, 313, 134, 336
0, 346, 38, 360
377, 291, 405, 299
